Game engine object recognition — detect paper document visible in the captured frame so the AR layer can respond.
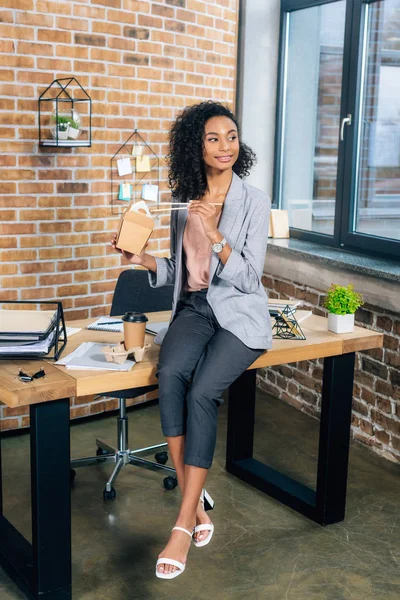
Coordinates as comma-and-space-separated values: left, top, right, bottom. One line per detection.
0, 328, 56, 354
146, 321, 169, 335
56, 342, 135, 371
268, 300, 302, 309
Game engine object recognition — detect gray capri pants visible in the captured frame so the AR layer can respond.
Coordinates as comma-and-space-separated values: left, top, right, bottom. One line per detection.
157, 289, 263, 469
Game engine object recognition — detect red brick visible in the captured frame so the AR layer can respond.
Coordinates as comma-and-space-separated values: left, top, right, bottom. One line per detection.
375, 429, 390, 445
21, 287, 55, 300
376, 316, 393, 333
58, 259, 89, 272
0, 418, 21, 431
40, 248, 72, 259
1, 275, 36, 288
20, 262, 54, 274
58, 284, 88, 297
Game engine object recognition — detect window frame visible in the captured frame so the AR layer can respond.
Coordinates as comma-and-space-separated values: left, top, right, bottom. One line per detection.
273, 0, 400, 259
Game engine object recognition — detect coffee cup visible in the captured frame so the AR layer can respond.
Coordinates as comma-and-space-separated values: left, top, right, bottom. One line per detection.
122, 312, 148, 350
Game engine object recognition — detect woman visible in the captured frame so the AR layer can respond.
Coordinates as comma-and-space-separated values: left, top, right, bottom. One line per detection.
112, 101, 272, 579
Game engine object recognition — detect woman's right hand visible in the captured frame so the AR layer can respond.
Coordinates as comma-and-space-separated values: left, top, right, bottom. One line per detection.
110, 233, 146, 265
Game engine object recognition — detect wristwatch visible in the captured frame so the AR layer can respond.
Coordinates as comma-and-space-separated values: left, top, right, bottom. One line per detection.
211, 237, 227, 254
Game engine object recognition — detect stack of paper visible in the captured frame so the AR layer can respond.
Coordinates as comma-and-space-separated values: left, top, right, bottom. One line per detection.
0, 328, 57, 355
56, 342, 135, 371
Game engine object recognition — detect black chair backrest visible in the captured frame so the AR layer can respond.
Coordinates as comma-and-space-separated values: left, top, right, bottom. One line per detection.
110, 269, 173, 316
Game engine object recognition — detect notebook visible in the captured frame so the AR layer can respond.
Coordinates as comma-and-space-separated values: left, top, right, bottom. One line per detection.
56, 342, 135, 371
87, 317, 123, 333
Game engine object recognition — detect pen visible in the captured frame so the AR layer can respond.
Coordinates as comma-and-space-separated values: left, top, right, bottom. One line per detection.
102, 321, 123, 325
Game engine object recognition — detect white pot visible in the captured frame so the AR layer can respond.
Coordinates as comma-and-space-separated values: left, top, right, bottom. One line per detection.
57, 126, 69, 140
328, 313, 355, 334
68, 126, 80, 140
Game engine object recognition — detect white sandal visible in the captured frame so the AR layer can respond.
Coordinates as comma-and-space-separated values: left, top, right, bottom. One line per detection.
155, 526, 192, 580
193, 489, 215, 548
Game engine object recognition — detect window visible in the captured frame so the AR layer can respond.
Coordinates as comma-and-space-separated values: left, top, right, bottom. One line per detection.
274, 0, 400, 257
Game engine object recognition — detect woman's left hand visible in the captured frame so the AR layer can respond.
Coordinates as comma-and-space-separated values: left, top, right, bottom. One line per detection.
188, 200, 218, 240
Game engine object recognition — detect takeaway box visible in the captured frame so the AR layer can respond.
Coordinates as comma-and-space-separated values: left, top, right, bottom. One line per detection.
116, 202, 154, 256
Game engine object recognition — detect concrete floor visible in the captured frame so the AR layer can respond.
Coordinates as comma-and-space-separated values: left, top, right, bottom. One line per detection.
1, 390, 399, 600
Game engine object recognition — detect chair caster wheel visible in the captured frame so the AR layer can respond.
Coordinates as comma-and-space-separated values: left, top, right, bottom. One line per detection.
155, 451, 168, 465
163, 476, 178, 490
103, 487, 116, 501
96, 447, 109, 455
96, 447, 109, 462
70, 469, 76, 484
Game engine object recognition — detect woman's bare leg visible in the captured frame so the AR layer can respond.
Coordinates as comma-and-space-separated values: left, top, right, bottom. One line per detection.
166, 435, 186, 492
166, 436, 213, 546
157, 465, 208, 575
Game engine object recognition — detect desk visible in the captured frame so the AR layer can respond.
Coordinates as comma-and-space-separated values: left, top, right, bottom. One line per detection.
0, 312, 382, 599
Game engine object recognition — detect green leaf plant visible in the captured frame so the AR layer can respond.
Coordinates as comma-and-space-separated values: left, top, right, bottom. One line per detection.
53, 115, 79, 130
323, 284, 364, 315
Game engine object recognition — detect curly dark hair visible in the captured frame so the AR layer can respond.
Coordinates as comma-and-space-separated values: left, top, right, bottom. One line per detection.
167, 101, 256, 202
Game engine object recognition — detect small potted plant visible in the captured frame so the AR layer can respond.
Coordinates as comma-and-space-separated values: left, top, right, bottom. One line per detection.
54, 116, 69, 140
50, 110, 81, 141
324, 284, 364, 333
67, 117, 80, 140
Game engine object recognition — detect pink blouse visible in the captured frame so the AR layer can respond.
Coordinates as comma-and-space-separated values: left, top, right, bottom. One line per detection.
183, 211, 221, 292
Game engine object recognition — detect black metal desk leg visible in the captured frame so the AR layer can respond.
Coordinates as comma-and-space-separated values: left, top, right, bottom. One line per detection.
30, 398, 71, 599
316, 353, 356, 525
0, 421, 3, 515
226, 369, 257, 466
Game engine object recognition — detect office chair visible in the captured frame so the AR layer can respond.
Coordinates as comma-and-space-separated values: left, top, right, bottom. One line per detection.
70, 268, 177, 501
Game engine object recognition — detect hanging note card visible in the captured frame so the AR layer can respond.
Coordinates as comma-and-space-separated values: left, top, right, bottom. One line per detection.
118, 183, 131, 201
136, 155, 151, 173
131, 142, 144, 157
117, 157, 132, 176
141, 183, 158, 202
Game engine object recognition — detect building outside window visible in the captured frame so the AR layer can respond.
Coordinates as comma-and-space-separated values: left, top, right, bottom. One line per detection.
273, 0, 400, 257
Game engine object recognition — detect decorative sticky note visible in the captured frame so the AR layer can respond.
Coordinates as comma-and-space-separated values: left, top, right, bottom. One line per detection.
118, 183, 131, 201
141, 183, 158, 202
117, 157, 132, 176
136, 155, 151, 173
131, 142, 144, 157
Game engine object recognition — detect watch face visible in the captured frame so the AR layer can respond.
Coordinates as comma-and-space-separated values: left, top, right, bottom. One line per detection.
213, 243, 223, 253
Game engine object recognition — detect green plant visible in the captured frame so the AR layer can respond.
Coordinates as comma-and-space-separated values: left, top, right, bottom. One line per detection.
324, 284, 364, 315
53, 115, 79, 129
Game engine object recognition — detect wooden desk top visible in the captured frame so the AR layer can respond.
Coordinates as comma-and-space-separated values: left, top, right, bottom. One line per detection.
0, 311, 383, 408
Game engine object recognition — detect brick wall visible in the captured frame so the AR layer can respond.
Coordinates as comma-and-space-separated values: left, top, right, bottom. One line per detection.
259, 272, 400, 464
0, 0, 239, 431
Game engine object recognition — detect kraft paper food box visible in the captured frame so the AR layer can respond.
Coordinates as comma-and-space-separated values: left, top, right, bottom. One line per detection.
116, 203, 154, 256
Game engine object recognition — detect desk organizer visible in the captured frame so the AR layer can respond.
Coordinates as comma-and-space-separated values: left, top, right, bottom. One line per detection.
0, 300, 67, 360
272, 304, 306, 340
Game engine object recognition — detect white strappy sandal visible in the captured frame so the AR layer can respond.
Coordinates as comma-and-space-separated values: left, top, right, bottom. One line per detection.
155, 526, 192, 580
193, 489, 215, 548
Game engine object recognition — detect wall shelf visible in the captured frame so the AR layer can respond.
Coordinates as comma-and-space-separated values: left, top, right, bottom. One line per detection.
38, 77, 92, 148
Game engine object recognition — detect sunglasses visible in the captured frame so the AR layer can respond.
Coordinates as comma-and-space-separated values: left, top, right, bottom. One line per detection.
18, 368, 46, 382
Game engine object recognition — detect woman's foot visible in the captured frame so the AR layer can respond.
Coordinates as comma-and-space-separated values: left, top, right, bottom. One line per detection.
193, 499, 213, 544
157, 521, 195, 576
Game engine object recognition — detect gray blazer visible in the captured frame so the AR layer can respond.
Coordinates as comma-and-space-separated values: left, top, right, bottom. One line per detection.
148, 172, 272, 349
